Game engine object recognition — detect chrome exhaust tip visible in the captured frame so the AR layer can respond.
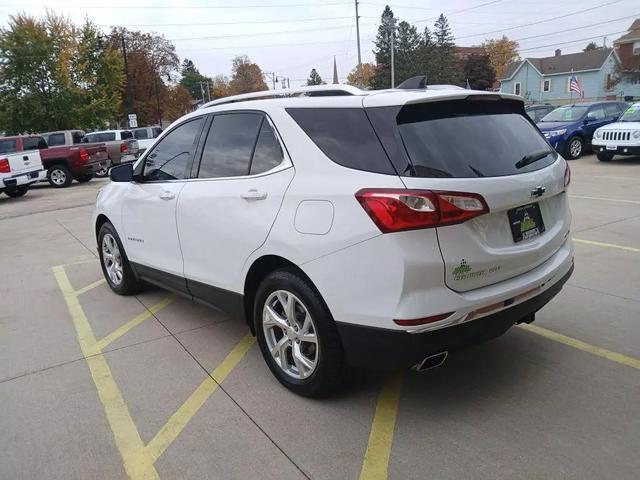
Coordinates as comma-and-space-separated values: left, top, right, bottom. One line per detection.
411, 351, 448, 372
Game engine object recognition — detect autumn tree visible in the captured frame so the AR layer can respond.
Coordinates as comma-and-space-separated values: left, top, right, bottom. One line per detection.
164, 84, 193, 122
347, 62, 375, 87
483, 36, 519, 81
463, 53, 496, 90
306, 68, 324, 85
0, 13, 123, 134
229, 55, 268, 94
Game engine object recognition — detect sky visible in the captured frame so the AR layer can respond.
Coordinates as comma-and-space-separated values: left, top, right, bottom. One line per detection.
1, 0, 639, 90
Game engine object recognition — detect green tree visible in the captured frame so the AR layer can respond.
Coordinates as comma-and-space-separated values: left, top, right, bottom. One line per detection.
431, 14, 460, 84
306, 68, 325, 85
583, 41, 601, 52
0, 13, 124, 134
395, 21, 422, 84
179, 58, 212, 101
463, 53, 496, 90
369, 6, 398, 89
229, 55, 268, 94
418, 26, 436, 84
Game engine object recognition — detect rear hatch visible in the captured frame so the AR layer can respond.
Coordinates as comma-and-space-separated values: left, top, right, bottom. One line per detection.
367, 96, 571, 292
0, 139, 43, 176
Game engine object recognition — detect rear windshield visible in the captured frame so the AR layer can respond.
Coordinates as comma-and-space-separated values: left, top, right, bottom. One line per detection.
542, 105, 588, 122
85, 132, 115, 142
395, 100, 556, 178
0, 139, 17, 154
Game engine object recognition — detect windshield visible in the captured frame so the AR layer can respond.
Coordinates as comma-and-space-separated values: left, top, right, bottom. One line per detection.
619, 104, 640, 122
541, 105, 589, 122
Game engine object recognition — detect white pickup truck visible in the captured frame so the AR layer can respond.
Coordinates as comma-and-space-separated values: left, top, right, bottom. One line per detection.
0, 141, 46, 197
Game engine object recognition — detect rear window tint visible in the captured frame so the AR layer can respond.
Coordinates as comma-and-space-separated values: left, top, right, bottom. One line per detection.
394, 99, 556, 178
286, 108, 396, 175
85, 132, 115, 142
0, 139, 17, 154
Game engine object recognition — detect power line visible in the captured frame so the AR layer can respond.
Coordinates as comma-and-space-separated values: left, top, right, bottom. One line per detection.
450, 0, 625, 40
518, 29, 628, 53
0, 1, 352, 9
101, 16, 357, 28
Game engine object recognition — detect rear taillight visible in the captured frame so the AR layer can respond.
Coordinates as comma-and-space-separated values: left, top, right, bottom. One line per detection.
394, 312, 454, 327
0, 158, 10, 173
355, 189, 489, 233
564, 163, 571, 188
120, 142, 128, 154
79, 148, 88, 162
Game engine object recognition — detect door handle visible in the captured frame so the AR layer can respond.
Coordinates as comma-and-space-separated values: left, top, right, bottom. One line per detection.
240, 189, 267, 201
159, 191, 175, 200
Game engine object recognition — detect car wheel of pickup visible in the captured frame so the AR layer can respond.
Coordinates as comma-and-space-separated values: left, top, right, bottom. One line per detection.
47, 165, 73, 188
564, 136, 583, 160
4, 185, 29, 197
98, 222, 142, 295
254, 268, 348, 397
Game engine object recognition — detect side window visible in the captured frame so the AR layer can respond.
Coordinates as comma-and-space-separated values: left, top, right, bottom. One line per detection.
134, 129, 149, 140
605, 104, 620, 117
197, 113, 262, 178
23, 137, 46, 150
143, 117, 204, 181
121, 130, 133, 140
152, 127, 163, 138
72, 131, 85, 144
588, 106, 605, 120
47, 133, 65, 146
250, 120, 284, 175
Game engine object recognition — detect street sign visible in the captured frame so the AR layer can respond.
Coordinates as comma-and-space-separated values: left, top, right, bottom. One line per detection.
128, 114, 138, 128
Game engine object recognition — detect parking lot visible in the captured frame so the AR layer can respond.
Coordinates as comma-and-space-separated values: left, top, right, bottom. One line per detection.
1, 154, 639, 480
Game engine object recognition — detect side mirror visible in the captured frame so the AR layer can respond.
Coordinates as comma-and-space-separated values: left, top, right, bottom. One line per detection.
110, 163, 134, 182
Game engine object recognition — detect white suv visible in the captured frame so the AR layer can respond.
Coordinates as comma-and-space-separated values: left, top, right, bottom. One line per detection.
93, 83, 574, 397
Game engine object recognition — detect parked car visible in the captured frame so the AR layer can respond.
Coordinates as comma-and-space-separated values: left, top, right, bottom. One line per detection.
94, 84, 574, 397
0, 138, 46, 197
525, 104, 556, 123
131, 126, 163, 154
83, 130, 139, 173
42, 129, 114, 177
0, 135, 108, 188
537, 101, 628, 159
592, 102, 640, 161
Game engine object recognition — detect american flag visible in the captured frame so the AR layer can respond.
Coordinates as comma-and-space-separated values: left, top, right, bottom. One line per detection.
569, 75, 584, 98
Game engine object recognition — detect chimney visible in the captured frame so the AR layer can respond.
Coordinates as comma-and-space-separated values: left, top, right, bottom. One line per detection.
555, 49, 561, 57
333, 56, 339, 84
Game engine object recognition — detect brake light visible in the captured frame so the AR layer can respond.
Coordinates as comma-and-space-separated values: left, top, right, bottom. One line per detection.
0, 158, 10, 173
355, 189, 489, 233
79, 148, 88, 162
394, 312, 454, 327
120, 143, 128, 154
564, 162, 571, 188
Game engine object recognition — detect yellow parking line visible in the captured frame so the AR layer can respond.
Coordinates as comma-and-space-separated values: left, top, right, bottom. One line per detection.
573, 238, 640, 253
519, 323, 640, 370
75, 278, 106, 296
94, 295, 175, 352
145, 334, 255, 463
569, 195, 640, 205
359, 373, 403, 480
53, 265, 159, 479
61, 258, 98, 268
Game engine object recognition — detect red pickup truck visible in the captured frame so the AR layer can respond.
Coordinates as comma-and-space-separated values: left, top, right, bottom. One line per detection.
0, 135, 109, 188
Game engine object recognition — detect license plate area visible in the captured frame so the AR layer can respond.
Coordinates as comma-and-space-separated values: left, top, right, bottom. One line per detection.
507, 203, 545, 243
606, 145, 617, 151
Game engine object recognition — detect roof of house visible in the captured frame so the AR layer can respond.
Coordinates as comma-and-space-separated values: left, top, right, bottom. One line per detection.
501, 48, 613, 80
614, 18, 640, 44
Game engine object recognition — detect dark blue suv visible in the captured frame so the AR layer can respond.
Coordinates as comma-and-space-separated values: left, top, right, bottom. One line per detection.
537, 101, 628, 159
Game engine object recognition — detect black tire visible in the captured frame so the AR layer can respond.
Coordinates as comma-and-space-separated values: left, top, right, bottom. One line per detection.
97, 222, 143, 295
597, 152, 614, 162
4, 185, 29, 197
254, 268, 349, 397
75, 174, 93, 183
564, 136, 583, 160
95, 162, 109, 178
47, 165, 73, 188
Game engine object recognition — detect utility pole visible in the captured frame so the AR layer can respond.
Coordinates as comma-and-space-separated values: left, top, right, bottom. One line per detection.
205, 81, 211, 102
389, 28, 395, 88
121, 36, 134, 117
264, 72, 277, 90
199, 81, 206, 102
354, 0, 363, 86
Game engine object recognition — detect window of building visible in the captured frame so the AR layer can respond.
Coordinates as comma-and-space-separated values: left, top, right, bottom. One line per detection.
542, 80, 550, 92
633, 41, 640, 55
514, 82, 522, 96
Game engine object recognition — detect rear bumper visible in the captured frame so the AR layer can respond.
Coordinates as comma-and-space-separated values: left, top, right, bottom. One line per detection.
592, 144, 640, 156
2, 169, 45, 189
336, 263, 573, 370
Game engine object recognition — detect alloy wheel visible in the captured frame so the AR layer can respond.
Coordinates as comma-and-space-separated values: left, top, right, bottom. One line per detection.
50, 168, 67, 185
569, 139, 582, 158
102, 233, 123, 286
263, 290, 318, 379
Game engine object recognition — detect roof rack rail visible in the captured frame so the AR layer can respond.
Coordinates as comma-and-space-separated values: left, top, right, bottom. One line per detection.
200, 84, 364, 109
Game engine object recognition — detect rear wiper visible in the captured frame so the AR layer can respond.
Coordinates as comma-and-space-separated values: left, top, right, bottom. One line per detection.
515, 149, 554, 169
